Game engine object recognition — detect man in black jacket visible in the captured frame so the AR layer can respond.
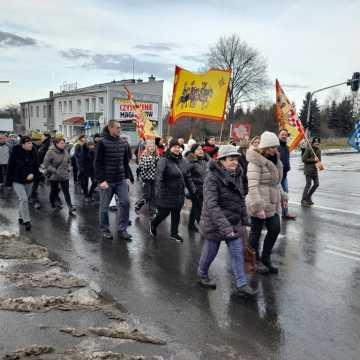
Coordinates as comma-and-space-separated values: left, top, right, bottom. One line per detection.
95, 120, 132, 240
278, 129, 296, 220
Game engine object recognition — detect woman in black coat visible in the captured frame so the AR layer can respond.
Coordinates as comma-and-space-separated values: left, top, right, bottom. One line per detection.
185, 143, 208, 232
150, 139, 196, 242
197, 145, 257, 297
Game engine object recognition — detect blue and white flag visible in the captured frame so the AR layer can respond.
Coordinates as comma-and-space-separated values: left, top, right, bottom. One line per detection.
348, 120, 360, 151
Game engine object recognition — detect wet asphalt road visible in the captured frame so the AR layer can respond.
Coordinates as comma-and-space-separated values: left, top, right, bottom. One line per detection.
1, 152, 360, 359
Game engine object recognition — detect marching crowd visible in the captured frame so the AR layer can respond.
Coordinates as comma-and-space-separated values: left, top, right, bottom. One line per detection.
0, 120, 322, 297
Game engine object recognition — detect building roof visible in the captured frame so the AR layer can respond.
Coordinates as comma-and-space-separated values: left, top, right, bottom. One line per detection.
20, 97, 53, 105
63, 116, 84, 125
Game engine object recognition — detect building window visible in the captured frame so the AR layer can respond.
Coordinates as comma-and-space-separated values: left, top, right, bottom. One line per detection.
25, 107, 28, 118
85, 99, 89, 112
59, 102, 62, 113
48, 104, 52, 117
99, 97, 104, 111
36, 106, 39, 117
92, 97, 96, 112
77, 99, 81, 113
30, 106, 33, 117
43, 105, 46, 118
69, 100, 72, 113
64, 101, 67, 113
22, 107, 25, 119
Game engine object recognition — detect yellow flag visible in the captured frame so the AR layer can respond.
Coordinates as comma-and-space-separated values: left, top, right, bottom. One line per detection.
169, 66, 231, 124
275, 79, 304, 151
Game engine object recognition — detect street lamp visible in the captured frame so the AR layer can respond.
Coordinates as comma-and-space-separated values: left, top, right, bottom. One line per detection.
306, 73, 360, 135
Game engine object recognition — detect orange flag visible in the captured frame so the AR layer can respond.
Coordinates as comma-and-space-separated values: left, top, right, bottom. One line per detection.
275, 79, 304, 151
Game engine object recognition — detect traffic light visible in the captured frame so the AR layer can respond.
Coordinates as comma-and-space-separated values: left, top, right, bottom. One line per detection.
351, 72, 360, 92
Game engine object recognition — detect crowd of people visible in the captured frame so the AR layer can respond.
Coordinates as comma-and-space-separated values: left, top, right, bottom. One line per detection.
0, 121, 322, 297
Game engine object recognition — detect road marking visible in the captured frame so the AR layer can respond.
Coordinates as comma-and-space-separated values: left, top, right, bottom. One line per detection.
326, 245, 360, 257
289, 201, 360, 216
325, 249, 360, 262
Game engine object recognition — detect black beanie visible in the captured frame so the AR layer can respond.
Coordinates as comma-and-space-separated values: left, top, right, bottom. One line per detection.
190, 143, 201, 153
20, 136, 32, 144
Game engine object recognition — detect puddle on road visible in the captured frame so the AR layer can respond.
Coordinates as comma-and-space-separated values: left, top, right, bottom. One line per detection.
1, 345, 164, 360
0, 268, 86, 289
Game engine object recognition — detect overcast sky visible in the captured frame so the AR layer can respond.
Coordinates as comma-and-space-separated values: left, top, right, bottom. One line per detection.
0, 0, 359, 110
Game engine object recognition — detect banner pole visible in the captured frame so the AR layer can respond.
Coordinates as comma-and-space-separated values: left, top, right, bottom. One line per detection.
219, 121, 224, 144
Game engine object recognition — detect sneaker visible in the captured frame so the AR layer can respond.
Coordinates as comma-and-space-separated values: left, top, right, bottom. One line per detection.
135, 206, 141, 215
102, 231, 113, 240
235, 284, 258, 297
256, 261, 270, 274
170, 234, 184, 243
188, 224, 199, 232
307, 199, 314, 205
197, 276, 217, 289
34, 201, 41, 209
261, 259, 279, 274
118, 230, 132, 241
24, 222, 32, 231
55, 202, 63, 209
18, 218, 24, 225
282, 214, 296, 220
68, 206, 76, 215
149, 222, 157, 237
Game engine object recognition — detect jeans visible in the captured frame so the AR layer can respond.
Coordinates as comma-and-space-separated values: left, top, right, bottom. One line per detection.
0, 164, 7, 184
189, 196, 203, 227
151, 207, 181, 235
249, 214, 280, 261
281, 176, 288, 216
13, 182, 33, 223
302, 174, 319, 201
99, 180, 129, 232
198, 238, 247, 288
49, 180, 72, 208
135, 180, 156, 213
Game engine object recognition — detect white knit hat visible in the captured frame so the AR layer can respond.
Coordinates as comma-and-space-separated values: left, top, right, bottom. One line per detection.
217, 144, 240, 159
259, 131, 280, 149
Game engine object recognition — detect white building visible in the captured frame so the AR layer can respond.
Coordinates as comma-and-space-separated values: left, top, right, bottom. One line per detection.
20, 93, 54, 133
21, 77, 164, 145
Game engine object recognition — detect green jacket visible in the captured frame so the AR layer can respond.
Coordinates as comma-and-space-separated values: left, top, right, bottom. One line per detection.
302, 146, 321, 176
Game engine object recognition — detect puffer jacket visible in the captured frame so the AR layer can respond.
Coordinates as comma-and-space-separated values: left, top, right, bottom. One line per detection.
246, 149, 287, 218
199, 160, 248, 241
155, 151, 196, 209
43, 145, 71, 181
186, 152, 208, 196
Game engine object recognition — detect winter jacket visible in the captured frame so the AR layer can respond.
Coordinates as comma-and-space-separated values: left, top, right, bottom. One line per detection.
186, 153, 208, 197
199, 160, 248, 241
302, 146, 321, 176
5, 144, 38, 186
78, 144, 95, 178
155, 151, 196, 209
0, 143, 10, 165
202, 143, 219, 159
237, 151, 249, 195
246, 149, 287, 218
278, 141, 291, 178
94, 127, 131, 184
43, 145, 71, 182
138, 153, 159, 181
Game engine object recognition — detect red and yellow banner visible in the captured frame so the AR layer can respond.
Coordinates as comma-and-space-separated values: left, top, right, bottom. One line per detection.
169, 66, 231, 124
275, 79, 304, 151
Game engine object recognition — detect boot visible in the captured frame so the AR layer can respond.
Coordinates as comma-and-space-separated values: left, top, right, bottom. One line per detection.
235, 284, 258, 297
197, 276, 216, 289
261, 258, 279, 274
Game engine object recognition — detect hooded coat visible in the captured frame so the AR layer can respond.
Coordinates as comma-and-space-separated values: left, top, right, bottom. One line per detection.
302, 146, 321, 176
43, 145, 71, 181
246, 148, 287, 218
199, 160, 248, 241
185, 152, 208, 197
155, 151, 196, 209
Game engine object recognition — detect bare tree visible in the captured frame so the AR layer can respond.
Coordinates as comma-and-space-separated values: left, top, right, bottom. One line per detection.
208, 34, 267, 120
